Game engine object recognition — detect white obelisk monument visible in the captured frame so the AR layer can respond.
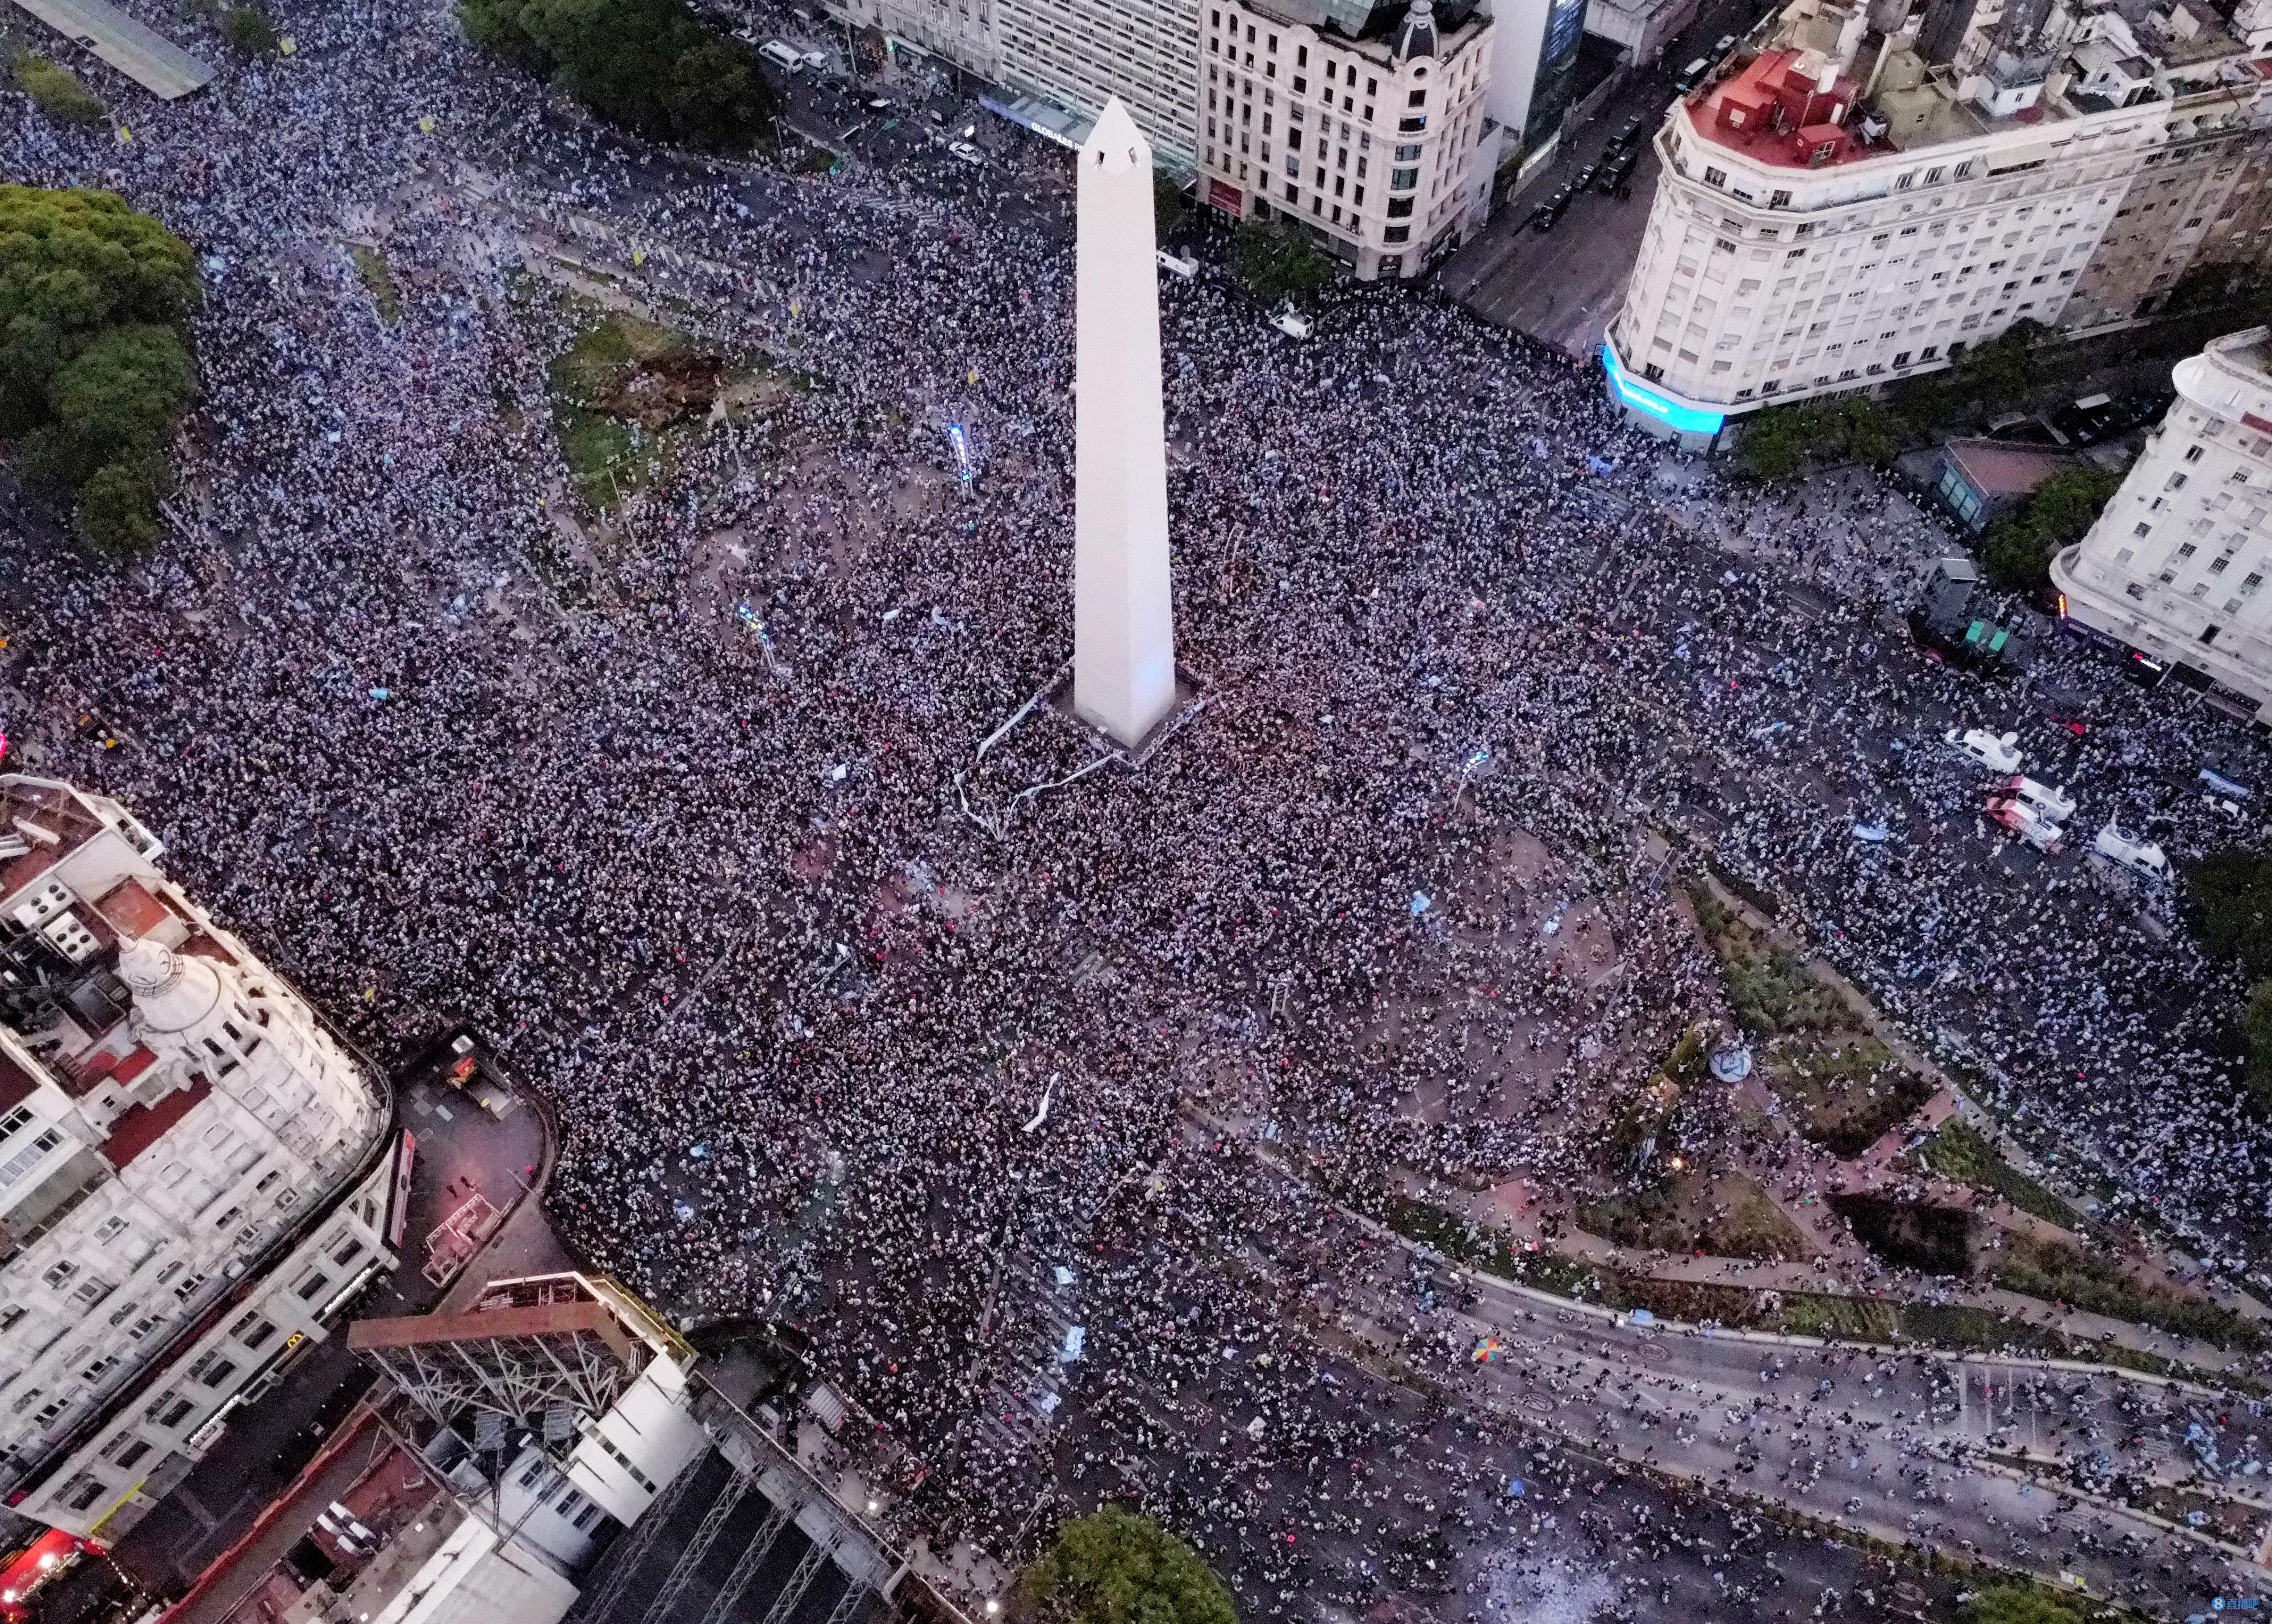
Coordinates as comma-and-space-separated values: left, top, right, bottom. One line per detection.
1073, 96, 1177, 748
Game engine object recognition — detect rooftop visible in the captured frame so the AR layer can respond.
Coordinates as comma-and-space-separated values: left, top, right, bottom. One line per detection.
1681, 0, 2265, 169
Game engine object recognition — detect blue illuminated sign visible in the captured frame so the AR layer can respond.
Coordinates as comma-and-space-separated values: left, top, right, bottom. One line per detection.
1600, 341, 1727, 436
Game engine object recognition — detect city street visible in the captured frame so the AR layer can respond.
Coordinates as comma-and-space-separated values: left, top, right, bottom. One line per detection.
1439, 0, 1768, 354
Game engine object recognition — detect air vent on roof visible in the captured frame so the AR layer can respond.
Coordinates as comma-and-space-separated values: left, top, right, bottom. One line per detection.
41, 913, 99, 964
12, 881, 72, 932
0, 837, 29, 862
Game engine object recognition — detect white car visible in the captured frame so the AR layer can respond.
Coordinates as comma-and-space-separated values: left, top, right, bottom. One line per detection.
947, 140, 985, 165
1156, 249, 1199, 279
1944, 727, 2023, 775
2091, 821, 2169, 880
1270, 307, 1313, 340
1997, 774, 2075, 824
1985, 796, 2062, 852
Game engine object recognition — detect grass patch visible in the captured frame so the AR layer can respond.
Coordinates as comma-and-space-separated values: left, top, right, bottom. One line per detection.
1381, 1196, 1610, 1297
1896, 1301, 2069, 1357
1781, 1292, 1899, 1341
349, 245, 402, 323
1763, 1035, 1934, 1156
1831, 1192, 1974, 1275
1992, 1233, 2264, 1350
1579, 1169, 1807, 1260
1912, 1119, 2075, 1228
544, 306, 709, 507
13, 52, 105, 125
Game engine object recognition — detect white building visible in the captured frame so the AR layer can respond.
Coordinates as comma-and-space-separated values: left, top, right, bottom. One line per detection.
1199, 0, 1497, 276
0, 774, 392, 1540
2053, 326, 2272, 715
1602, 0, 2272, 447
832, 0, 1201, 162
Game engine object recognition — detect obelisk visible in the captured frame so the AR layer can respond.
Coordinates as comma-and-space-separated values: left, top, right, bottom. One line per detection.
1073, 96, 1177, 748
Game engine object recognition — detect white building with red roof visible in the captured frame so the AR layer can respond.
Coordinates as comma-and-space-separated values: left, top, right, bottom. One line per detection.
0, 775, 395, 1542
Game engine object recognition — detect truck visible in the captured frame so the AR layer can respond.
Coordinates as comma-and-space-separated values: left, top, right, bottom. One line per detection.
1908, 556, 2028, 673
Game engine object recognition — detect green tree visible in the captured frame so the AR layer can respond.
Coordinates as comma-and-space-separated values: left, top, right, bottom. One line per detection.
460, 0, 778, 148
1155, 174, 1192, 243
223, 5, 281, 52
2187, 847, 2272, 975
1020, 1508, 1237, 1624
12, 53, 106, 125
1977, 464, 2123, 588
2245, 977, 2272, 1106
76, 459, 164, 555
1735, 404, 1818, 480
1965, 1583, 2085, 1624
1829, 395, 1905, 464
1230, 216, 1332, 304
0, 186, 199, 557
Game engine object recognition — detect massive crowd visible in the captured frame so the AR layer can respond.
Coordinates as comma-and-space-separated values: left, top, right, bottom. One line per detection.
2, 0, 2269, 1606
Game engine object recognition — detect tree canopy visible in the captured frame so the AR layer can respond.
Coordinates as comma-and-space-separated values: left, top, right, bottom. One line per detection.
1977, 464, 2122, 588
1019, 1508, 1237, 1624
0, 185, 200, 555
1734, 395, 1905, 481
1230, 217, 1333, 304
2184, 846, 2272, 976
460, 0, 778, 148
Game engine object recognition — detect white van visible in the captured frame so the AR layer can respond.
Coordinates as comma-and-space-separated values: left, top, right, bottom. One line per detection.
798, 45, 829, 70
1270, 306, 1313, 340
1997, 774, 2075, 824
1156, 249, 1198, 279
759, 40, 805, 72
1944, 727, 2023, 775
2092, 822, 2169, 880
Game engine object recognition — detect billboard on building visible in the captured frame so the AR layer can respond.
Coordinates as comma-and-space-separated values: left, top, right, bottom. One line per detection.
1520, 0, 1589, 150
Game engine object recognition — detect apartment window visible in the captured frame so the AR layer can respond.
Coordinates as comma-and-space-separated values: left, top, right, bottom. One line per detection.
1296, 43, 1306, 64
2167, 472, 2189, 491
1394, 143, 1419, 160
1406, 89, 1425, 107
1770, 190, 1791, 208
1704, 166, 1726, 188
105, 1436, 153, 1470
1384, 224, 1409, 242
1390, 167, 1417, 189
66, 1477, 108, 1514
43, 1259, 78, 1290
1387, 196, 1413, 217
294, 1270, 333, 1302
2186, 445, 2205, 462
149, 1395, 197, 1429
2134, 522, 2153, 537
518, 1457, 548, 1490
1924, 166, 1944, 185
229, 1311, 279, 1350
3, 1128, 64, 1187
0, 1104, 33, 1141
1893, 351, 1911, 367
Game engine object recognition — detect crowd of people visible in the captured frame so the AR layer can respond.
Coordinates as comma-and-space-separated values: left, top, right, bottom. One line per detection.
3, 0, 2270, 1607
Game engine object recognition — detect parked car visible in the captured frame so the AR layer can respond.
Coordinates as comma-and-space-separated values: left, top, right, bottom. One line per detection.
1713, 32, 1738, 54
1529, 186, 1572, 230
1944, 726, 2024, 773
1612, 114, 1645, 148
759, 39, 805, 72
1673, 55, 1710, 91
1599, 151, 1638, 192
947, 140, 985, 165
2093, 822, 2169, 880
1572, 162, 1599, 192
